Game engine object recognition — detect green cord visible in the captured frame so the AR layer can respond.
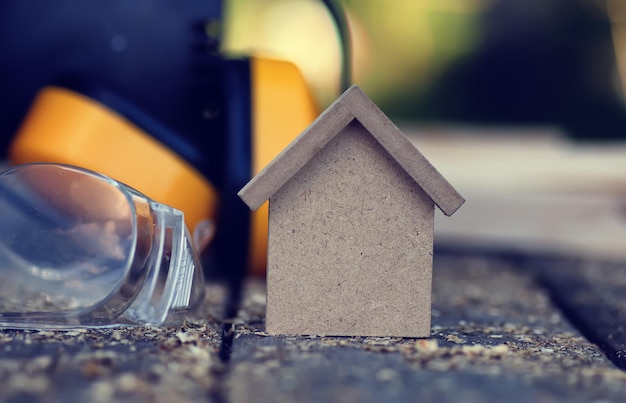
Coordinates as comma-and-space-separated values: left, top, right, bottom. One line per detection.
321, 0, 353, 93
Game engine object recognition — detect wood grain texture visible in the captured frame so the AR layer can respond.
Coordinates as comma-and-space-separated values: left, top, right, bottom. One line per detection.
344, 87, 464, 216
266, 122, 434, 337
238, 86, 465, 338
238, 86, 464, 216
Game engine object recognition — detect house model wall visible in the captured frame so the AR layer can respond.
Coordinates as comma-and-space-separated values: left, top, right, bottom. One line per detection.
238, 86, 464, 337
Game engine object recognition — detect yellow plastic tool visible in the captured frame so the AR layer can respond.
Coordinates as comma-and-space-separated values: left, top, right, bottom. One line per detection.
9, 57, 318, 276
9, 86, 217, 235
249, 58, 319, 276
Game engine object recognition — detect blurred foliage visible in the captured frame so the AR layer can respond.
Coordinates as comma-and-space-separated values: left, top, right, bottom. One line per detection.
342, 0, 486, 109
224, 0, 626, 138
223, 0, 485, 109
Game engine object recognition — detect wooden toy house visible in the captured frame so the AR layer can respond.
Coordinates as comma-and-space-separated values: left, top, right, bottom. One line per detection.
238, 86, 464, 337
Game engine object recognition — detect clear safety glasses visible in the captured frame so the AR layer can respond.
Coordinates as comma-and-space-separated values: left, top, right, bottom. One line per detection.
0, 163, 205, 329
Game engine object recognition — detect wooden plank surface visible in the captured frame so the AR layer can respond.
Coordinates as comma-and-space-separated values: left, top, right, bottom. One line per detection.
533, 257, 626, 370
225, 253, 626, 403
3, 253, 626, 402
407, 127, 626, 260
0, 285, 226, 403
4, 130, 626, 402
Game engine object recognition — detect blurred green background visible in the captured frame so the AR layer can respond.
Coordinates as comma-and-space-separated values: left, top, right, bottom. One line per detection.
224, 0, 626, 140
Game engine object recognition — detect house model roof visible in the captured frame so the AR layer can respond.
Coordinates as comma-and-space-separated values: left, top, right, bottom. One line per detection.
238, 85, 465, 216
